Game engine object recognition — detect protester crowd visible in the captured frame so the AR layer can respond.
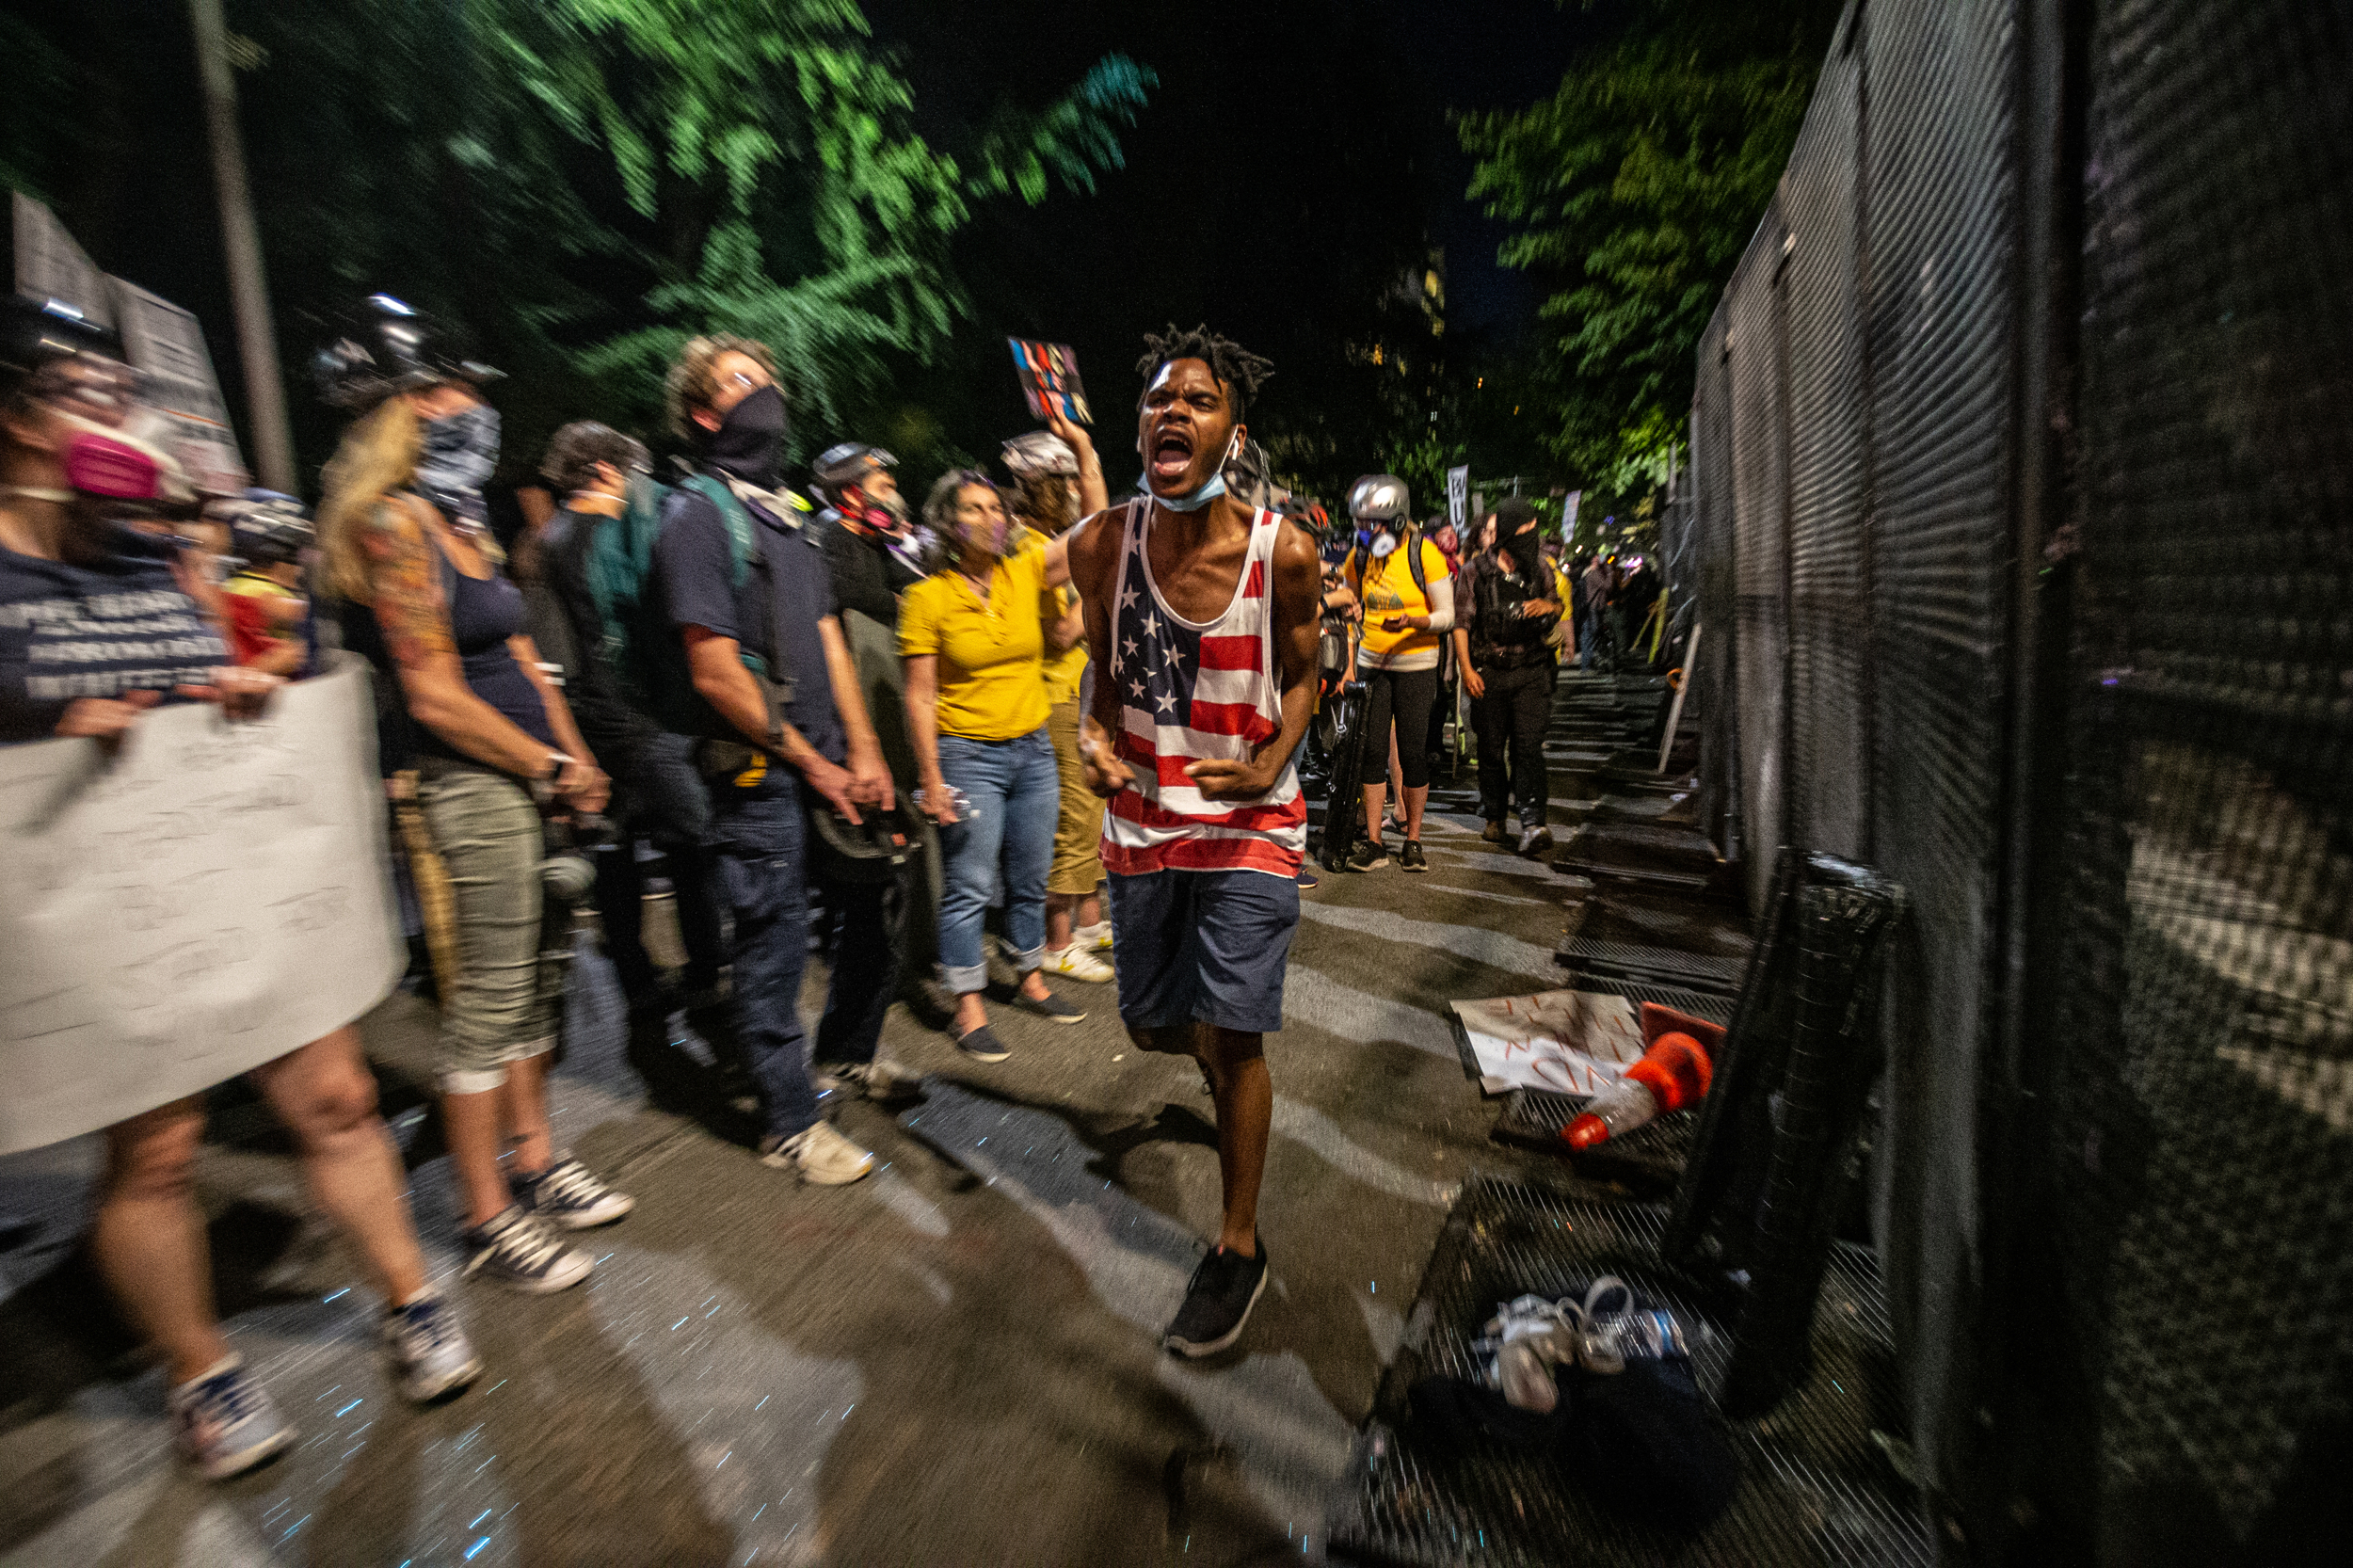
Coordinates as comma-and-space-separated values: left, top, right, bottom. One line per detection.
0, 284, 1672, 1482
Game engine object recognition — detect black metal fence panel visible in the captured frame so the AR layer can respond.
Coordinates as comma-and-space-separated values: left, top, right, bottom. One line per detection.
2039, 0, 2353, 1557
1727, 206, 1794, 917
1683, 0, 2353, 1558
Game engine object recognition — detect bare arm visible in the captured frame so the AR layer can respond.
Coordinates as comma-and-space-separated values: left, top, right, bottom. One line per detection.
1045, 583, 1085, 653
364, 497, 563, 779
1064, 504, 1136, 796
684, 625, 864, 821
510, 632, 608, 813
818, 614, 892, 810
1185, 521, 1323, 800
902, 652, 954, 822
1047, 408, 1110, 519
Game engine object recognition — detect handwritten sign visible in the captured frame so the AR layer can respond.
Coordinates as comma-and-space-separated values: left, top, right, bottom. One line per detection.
1450, 988, 1645, 1096
0, 658, 403, 1154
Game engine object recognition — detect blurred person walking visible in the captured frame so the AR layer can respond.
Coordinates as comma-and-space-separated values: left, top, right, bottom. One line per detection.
1000, 418, 1115, 982
217, 491, 314, 677
1456, 499, 1561, 855
1066, 326, 1321, 1356
0, 297, 480, 1480
1340, 474, 1453, 872
902, 468, 1090, 1061
529, 421, 740, 1102
317, 296, 632, 1293
651, 336, 904, 1183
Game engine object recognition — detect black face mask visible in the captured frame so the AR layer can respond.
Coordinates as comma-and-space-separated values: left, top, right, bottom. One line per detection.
707, 383, 789, 487
1504, 526, 1544, 579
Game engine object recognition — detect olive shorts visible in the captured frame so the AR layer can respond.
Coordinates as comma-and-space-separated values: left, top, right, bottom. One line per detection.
1046, 698, 1106, 898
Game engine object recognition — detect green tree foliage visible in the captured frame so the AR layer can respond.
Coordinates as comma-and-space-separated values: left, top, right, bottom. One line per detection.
1457, 0, 1840, 499
229, 0, 1148, 469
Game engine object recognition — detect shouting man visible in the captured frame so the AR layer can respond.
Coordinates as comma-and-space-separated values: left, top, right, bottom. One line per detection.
1066, 326, 1322, 1356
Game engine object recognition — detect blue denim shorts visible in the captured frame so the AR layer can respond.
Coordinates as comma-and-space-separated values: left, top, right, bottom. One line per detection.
1107, 868, 1299, 1037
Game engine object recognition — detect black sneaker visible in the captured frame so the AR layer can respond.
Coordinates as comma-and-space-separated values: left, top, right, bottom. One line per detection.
1294, 865, 1320, 890
1165, 1239, 1270, 1357
954, 1023, 1011, 1063
1344, 838, 1389, 872
1519, 824, 1555, 858
1401, 840, 1429, 872
1010, 990, 1087, 1025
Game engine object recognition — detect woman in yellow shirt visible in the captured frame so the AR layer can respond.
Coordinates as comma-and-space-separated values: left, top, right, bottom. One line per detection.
1342, 515, 1454, 873
901, 471, 1089, 1060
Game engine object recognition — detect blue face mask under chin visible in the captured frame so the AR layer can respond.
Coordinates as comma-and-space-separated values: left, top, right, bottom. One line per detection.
1143, 472, 1226, 513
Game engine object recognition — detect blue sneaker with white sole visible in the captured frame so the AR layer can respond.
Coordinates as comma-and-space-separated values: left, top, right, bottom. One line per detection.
382, 1289, 484, 1403
168, 1355, 296, 1480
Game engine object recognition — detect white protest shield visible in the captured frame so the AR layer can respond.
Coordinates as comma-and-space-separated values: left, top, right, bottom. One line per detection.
0, 658, 404, 1154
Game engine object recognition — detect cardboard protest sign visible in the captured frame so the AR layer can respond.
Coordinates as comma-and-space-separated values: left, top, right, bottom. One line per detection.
10, 191, 115, 329
1008, 338, 1092, 424
111, 277, 248, 494
1449, 988, 1646, 1096
0, 658, 404, 1154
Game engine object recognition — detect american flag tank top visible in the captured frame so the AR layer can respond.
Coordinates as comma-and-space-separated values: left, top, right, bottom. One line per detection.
1101, 500, 1306, 877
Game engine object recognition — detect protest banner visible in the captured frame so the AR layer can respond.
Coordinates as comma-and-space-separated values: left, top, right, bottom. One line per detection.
0, 658, 403, 1154
1449, 987, 1645, 1096
1446, 465, 1468, 528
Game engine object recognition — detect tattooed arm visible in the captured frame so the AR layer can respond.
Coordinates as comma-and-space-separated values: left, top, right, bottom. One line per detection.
362, 495, 570, 779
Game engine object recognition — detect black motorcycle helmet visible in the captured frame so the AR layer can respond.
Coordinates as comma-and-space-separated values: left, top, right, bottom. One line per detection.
312, 294, 504, 410
808, 799, 923, 887
0, 293, 128, 396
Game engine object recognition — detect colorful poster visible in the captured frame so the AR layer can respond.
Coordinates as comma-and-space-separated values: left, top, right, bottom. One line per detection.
1008, 338, 1092, 425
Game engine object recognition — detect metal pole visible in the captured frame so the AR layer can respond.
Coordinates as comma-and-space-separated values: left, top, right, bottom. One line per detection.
188, 0, 295, 492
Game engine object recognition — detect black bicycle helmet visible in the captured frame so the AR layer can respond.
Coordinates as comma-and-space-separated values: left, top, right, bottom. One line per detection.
0, 293, 128, 393
312, 294, 504, 410
808, 800, 922, 887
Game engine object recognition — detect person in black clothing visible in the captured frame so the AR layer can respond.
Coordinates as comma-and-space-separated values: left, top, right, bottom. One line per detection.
651, 335, 911, 1186
532, 421, 736, 1090
806, 442, 920, 631
1455, 499, 1562, 856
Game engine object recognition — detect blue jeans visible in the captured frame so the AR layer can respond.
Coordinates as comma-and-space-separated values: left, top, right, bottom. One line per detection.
706, 767, 824, 1139
936, 728, 1058, 995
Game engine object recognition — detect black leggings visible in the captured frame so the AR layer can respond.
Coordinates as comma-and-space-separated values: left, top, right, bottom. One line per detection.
1360, 665, 1440, 791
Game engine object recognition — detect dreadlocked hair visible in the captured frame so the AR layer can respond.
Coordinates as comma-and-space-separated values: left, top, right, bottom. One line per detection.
1135, 325, 1273, 424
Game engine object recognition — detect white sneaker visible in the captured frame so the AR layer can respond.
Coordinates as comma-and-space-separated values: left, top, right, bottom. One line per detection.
1043, 943, 1115, 983
759, 1121, 875, 1185
813, 1056, 924, 1102
1074, 920, 1114, 953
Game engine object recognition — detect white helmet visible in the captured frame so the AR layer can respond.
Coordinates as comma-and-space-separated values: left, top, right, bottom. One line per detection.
1348, 473, 1410, 524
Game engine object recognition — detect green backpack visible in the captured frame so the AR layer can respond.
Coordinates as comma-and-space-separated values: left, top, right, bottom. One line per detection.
582, 471, 800, 732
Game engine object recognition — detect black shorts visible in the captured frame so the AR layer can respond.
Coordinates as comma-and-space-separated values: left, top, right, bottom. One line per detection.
1107, 869, 1300, 1037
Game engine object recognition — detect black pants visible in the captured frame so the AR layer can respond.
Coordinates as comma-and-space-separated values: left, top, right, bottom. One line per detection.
1361, 664, 1440, 792
1473, 659, 1553, 830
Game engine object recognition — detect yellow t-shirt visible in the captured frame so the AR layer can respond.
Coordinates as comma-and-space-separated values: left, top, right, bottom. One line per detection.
898, 545, 1056, 740
1042, 583, 1088, 706
1348, 537, 1452, 667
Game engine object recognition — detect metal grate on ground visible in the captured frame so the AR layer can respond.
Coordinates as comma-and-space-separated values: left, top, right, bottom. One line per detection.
1556, 938, 1745, 996
1324, 1180, 1931, 1567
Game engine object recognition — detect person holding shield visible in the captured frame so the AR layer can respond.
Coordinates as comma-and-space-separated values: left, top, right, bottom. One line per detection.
0, 296, 482, 1480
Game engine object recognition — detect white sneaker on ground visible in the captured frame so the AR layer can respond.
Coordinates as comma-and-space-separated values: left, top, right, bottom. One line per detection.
759, 1121, 875, 1185
1043, 943, 1115, 983
813, 1056, 924, 1102
1074, 920, 1114, 952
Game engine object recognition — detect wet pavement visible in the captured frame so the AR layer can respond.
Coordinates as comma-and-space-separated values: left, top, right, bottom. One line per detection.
0, 676, 1705, 1567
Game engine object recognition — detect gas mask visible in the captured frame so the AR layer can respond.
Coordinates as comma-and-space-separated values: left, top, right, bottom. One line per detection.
842, 486, 909, 539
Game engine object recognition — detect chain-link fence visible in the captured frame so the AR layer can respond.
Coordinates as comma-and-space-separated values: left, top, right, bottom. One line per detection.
1680, 0, 2351, 1560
